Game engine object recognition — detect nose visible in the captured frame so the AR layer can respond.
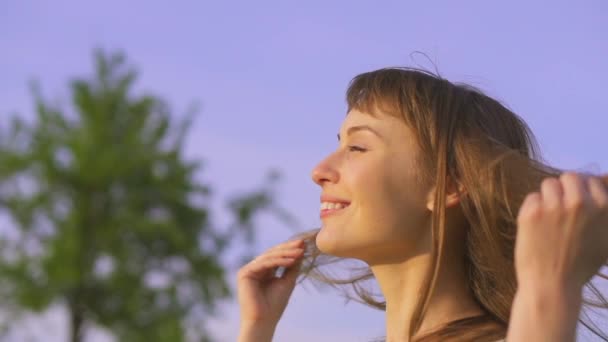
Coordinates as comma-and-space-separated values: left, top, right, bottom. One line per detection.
311, 154, 340, 186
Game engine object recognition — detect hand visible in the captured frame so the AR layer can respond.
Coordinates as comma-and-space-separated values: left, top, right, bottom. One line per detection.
237, 239, 306, 328
515, 172, 608, 292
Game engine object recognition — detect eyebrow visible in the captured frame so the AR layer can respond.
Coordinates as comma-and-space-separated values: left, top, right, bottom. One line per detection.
337, 125, 384, 141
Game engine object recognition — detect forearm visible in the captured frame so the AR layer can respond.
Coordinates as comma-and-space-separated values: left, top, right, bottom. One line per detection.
238, 322, 276, 342
507, 283, 582, 342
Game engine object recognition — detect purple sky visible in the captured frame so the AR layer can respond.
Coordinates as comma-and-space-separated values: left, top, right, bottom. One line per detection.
2, 1, 607, 341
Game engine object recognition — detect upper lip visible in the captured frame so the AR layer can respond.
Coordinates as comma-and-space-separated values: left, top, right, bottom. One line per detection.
320, 195, 351, 204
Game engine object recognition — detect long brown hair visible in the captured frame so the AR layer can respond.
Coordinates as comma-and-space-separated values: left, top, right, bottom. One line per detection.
296, 68, 608, 341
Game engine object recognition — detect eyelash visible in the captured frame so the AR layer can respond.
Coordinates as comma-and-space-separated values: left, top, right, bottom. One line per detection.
348, 145, 367, 153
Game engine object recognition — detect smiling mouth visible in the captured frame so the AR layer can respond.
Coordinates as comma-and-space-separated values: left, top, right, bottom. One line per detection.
320, 201, 350, 218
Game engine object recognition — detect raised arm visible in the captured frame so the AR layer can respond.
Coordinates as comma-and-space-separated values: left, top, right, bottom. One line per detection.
237, 239, 306, 342
507, 173, 608, 341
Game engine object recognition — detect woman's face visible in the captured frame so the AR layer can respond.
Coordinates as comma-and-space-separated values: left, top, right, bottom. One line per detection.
312, 109, 434, 264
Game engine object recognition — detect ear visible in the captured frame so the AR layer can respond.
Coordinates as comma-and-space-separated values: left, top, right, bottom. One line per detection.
426, 178, 465, 211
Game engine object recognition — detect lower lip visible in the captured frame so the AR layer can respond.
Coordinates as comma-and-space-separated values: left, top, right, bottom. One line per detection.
320, 205, 350, 218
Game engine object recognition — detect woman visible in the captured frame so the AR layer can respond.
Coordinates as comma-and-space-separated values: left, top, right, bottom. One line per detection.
236, 68, 608, 341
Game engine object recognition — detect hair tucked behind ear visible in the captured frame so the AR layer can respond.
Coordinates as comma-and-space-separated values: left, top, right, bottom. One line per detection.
295, 68, 608, 341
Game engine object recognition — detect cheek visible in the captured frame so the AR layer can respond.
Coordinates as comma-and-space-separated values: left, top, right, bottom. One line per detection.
345, 151, 390, 187
345, 153, 428, 230
349, 160, 406, 227
370, 158, 429, 232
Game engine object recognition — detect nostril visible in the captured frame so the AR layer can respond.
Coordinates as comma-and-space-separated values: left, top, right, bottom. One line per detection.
311, 168, 327, 185
312, 161, 339, 185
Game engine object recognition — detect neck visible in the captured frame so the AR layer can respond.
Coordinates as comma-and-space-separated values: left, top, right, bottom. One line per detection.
371, 242, 484, 342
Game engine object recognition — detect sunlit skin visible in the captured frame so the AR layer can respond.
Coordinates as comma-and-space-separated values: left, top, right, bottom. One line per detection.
311, 109, 485, 340
236, 109, 608, 342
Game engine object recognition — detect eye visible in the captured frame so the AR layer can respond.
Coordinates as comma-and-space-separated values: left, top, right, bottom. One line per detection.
348, 145, 367, 152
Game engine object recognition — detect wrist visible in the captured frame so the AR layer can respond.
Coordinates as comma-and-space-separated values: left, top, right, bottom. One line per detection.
509, 283, 583, 342
517, 286, 582, 313
517, 278, 583, 305
238, 321, 276, 342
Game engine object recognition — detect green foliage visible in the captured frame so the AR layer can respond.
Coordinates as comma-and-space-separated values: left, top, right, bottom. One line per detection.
0, 50, 282, 342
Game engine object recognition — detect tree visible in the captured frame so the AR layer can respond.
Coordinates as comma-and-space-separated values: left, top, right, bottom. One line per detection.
0, 50, 284, 342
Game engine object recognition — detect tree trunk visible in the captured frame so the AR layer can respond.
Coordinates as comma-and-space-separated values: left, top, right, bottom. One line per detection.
70, 303, 84, 342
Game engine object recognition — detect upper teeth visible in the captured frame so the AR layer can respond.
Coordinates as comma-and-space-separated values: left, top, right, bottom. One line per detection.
321, 202, 348, 210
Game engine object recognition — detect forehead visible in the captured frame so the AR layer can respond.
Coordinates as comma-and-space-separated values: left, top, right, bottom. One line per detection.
343, 108, 396, 126
341, 109, 415, 144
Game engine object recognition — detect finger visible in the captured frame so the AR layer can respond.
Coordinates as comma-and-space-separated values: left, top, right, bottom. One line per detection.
250, 246, 304, 268
586, 177, 608, 267
540, 177, 563, 211
560, 172, 590, 212
279, 258, 303, 282
262, 247, 305, 260
246, 256, 300, 276
517, 192, 541, 223
588, 177, 608, 210
267, 239, 305, 253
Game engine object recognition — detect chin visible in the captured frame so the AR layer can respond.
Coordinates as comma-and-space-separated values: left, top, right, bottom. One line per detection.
315, 229, 364, 259
315, 229, 344, 256
314, 231, 333, 254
